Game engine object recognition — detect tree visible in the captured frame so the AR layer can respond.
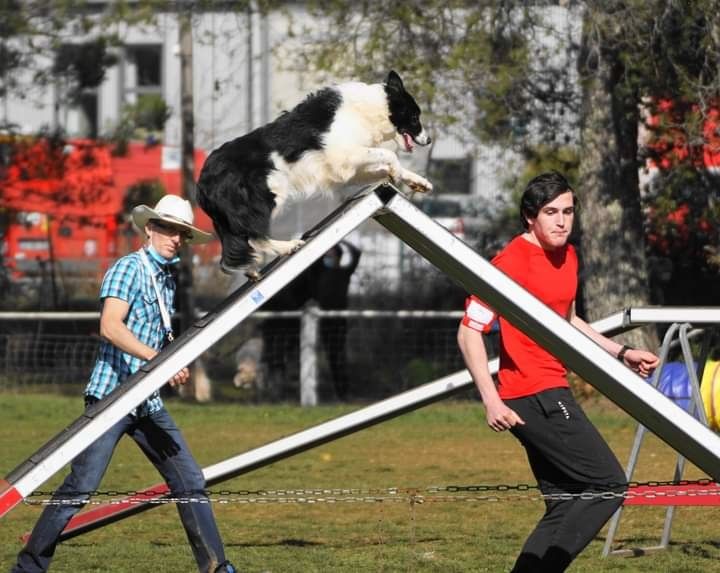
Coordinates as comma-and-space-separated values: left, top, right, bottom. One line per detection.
642, 104, 720, 307
576, 0, 719, 338
575, 4, 649, 328
53, 37, 117, 101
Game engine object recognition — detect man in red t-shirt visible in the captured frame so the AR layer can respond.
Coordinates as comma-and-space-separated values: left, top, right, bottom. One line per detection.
457, 171, 659, 573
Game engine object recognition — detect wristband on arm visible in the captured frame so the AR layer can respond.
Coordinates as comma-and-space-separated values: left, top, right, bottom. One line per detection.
617, 344, 633, 362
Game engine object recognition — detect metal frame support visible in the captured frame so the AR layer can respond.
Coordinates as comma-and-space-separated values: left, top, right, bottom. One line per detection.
603, 323, 715, 557
629, 308, 720, 325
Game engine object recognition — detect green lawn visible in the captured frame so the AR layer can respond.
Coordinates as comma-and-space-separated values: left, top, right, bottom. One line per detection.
1, 393, 718, 572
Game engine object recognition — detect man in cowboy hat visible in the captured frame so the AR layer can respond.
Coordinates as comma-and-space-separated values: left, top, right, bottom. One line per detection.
13, 195, 237, 573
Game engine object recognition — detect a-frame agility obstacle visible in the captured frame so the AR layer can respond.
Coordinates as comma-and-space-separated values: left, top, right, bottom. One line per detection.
3, 183, 720, 528
54, 313, 632, 541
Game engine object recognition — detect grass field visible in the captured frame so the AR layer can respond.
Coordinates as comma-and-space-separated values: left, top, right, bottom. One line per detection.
1, 393, 719, 572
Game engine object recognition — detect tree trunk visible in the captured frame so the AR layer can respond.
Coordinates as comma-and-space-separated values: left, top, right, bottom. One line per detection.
577, 37, 657, 349
177, 9, 211, 401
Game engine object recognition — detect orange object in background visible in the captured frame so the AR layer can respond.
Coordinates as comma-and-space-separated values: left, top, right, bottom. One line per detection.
0, 138, 219, 281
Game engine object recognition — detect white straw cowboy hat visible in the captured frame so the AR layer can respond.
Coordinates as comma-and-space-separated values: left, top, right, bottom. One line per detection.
132, 195, 213, 245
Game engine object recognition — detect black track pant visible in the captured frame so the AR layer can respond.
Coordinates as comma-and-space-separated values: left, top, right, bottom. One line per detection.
506, 387, 627, 573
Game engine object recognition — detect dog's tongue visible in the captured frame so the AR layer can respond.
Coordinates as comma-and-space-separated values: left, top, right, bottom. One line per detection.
403, 132, 414, 152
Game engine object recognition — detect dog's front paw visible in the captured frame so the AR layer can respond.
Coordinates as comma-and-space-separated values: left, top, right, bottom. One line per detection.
407, 180, 432, 194
404, 174, 433, 194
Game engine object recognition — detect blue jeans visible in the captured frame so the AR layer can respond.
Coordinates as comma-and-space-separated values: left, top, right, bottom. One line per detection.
13, 405, 229, 572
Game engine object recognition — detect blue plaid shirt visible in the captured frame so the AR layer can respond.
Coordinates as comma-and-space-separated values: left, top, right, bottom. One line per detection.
85, 247, 176, 416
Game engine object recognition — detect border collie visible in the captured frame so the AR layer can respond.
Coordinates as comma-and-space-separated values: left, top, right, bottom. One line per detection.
196, 70, 432, 277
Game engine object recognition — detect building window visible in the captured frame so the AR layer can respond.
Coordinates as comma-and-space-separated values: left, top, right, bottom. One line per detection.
122, 44, 163, 105
426, 157, 473, 195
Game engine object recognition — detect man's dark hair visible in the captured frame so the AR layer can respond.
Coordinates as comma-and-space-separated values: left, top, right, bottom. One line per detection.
519, 171, 576, 230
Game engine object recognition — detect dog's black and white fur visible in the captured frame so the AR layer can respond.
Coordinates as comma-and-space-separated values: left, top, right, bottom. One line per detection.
196, 70, 432, 277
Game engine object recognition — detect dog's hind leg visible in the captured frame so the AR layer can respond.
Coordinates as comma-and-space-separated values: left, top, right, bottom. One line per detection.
241, 250, 267, 282
237, 239, 305, 282
249, 238, 306, 257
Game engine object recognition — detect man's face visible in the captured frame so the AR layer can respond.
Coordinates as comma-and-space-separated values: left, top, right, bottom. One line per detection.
147, 220, 189, 259
526, 191, 575, 251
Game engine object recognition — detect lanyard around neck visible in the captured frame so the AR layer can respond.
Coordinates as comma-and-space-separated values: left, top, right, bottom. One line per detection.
139, 248, 174, 341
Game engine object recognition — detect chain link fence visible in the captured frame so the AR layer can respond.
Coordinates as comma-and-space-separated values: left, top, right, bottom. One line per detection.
0, 310, 494, 402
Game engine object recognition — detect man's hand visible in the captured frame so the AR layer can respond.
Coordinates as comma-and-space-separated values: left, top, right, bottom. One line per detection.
623, 349, 660, 378
146, 349, 190, 387
484, 400, 525, 432
168, 367, 190, 387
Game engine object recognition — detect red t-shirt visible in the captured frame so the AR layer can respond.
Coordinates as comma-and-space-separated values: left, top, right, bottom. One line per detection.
463, 235, 578, 399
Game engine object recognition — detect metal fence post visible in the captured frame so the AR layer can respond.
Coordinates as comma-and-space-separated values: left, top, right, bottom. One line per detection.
300, 302, 320, 406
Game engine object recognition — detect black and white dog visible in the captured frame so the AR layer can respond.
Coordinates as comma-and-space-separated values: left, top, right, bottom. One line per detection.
196, 70, 433, 277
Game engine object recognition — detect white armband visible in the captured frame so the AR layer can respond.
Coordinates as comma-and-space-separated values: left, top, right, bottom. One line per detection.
461, 296, 497, 334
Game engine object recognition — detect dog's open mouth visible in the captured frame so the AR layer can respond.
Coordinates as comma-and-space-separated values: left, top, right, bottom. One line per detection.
402, 132, 415, 152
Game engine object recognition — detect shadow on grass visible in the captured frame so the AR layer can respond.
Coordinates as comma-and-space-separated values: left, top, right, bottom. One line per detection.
677, 540, 720, 559
609, 538, 720, 560
227, 538, 324, 548
227, 535, 446, 550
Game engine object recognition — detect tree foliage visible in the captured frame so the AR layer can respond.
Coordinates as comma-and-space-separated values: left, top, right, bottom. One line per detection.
53, 38, 118, 102
291, 1, 578, 150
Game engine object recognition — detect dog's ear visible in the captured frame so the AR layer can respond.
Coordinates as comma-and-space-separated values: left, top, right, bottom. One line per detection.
386, 70, 404, 92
